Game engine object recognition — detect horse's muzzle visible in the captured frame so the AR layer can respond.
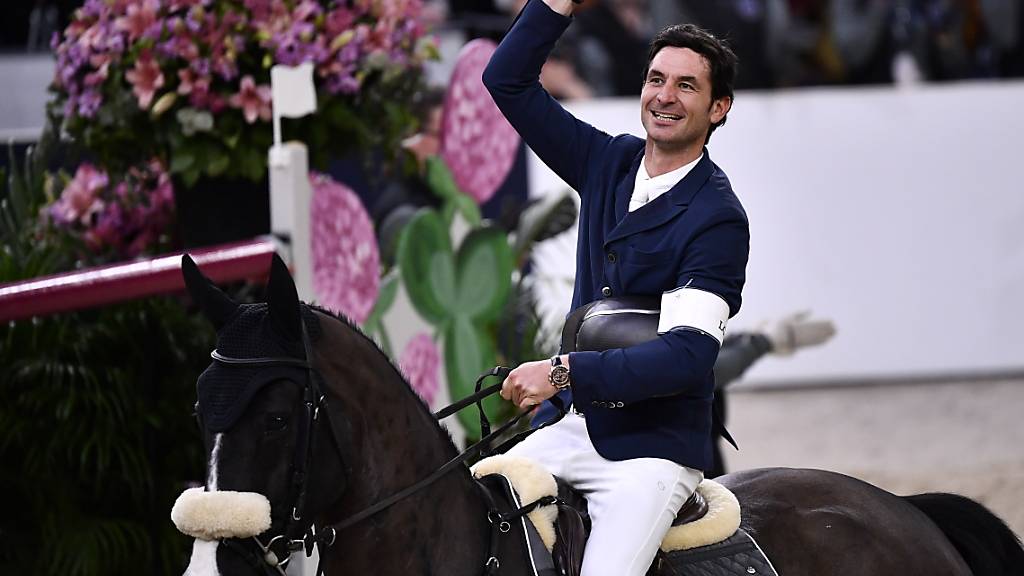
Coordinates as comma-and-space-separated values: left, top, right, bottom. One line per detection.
172, 487, 272, 540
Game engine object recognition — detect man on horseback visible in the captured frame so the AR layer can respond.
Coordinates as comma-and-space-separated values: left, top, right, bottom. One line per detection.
485, 1, 748, 574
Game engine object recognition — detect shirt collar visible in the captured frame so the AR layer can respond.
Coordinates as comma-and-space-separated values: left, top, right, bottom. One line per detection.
634, 152, 704, 206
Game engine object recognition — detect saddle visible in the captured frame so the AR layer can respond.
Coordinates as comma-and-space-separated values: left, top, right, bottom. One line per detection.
560, 296, 661, 354
472, 455, 749, 576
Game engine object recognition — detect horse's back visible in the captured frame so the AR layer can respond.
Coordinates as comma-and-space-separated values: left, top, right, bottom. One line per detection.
715, 468, 972, 576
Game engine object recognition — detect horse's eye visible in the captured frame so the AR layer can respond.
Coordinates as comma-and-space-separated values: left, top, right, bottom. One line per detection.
266, 413, 288, 432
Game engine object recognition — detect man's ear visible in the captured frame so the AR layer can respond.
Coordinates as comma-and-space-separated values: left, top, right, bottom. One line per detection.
709, 96, 732, 125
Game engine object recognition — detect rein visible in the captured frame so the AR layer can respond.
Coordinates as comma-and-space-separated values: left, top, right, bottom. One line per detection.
315, 366, 563, 535
211, 329, 566, 575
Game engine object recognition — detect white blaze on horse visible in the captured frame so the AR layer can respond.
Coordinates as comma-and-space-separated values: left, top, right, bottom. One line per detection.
174, 253, 1024, 576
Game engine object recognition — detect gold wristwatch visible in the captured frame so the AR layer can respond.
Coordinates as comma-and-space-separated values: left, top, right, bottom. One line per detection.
549, 355, 571, 390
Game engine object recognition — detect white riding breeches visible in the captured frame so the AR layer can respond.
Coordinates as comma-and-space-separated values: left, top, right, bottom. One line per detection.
505, 412, 703, 576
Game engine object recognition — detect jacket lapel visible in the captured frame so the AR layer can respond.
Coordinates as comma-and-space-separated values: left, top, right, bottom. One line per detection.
605, 151, 714, 246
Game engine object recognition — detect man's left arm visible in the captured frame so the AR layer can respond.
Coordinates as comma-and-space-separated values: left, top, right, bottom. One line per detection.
568, 210, 749, 407
502, 210, 749, 409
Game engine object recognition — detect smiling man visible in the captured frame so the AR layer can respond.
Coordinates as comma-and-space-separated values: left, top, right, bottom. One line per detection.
483, 1, 748, 575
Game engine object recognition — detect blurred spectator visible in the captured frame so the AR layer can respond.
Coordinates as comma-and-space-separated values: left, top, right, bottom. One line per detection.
983, 0, 1024, 77
829, 0, 896, 84
574, 0, 656, 97
675, 0, 775, 89
27, 0, 59, 53
495, 0, 594, 99
766, 0, 844, 87
894, 0, 1022, 81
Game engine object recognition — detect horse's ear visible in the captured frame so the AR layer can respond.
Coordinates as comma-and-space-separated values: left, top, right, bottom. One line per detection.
181, 254, 239, 330
266, 253, 302, 341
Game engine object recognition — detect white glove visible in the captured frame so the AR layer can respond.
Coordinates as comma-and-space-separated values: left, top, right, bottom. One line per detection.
764, 311, 836, 356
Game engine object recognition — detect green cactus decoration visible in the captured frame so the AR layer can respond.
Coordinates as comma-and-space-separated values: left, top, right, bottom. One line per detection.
425, 156, 481, 228
397, 208, 514, 438
361, 271, 400, 356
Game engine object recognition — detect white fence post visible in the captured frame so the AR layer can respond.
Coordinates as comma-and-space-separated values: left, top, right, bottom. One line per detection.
268, 142, 314, 303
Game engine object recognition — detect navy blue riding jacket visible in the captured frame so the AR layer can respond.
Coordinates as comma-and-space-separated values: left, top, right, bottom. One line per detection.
483, 0, 749, 471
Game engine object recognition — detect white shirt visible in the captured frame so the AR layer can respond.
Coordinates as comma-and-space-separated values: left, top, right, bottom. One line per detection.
628, 153, 703, 212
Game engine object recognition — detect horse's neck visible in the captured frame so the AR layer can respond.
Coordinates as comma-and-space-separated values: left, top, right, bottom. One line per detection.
323, 330, 491, 574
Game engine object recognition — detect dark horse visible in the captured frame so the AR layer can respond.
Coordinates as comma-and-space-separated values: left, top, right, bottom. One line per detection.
179, 254, 1023, 576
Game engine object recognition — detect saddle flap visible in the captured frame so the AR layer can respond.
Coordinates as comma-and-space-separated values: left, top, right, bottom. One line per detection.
476, 473, 559, 576
655, 529, 779, 576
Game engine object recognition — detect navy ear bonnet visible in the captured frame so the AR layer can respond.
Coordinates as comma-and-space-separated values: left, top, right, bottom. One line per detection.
197, 303, 322, 432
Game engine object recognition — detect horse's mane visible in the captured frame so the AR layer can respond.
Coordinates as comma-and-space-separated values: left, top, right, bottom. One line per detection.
308, 304, 461, 457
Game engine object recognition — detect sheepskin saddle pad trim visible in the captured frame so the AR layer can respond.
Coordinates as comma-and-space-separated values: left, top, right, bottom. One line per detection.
661, 528, 779, 576
471, 455, 741, 553
472, 456, 560, 552
171, 487, 272, 540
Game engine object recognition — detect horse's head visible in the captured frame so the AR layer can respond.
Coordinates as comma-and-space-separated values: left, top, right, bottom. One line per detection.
174, 254, 349, 575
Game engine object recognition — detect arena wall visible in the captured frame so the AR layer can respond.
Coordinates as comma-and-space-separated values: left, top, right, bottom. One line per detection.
528, 80, 1024, 385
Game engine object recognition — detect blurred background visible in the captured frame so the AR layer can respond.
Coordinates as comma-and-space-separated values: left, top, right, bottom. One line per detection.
1, 0, 1021, 573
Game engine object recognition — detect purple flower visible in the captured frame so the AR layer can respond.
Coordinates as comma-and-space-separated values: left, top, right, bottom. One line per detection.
309, 172, 380, 324
77, 89, 103, 117
399, 333, 441, 405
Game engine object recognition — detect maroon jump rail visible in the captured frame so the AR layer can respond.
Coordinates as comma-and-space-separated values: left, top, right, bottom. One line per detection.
0, 237, 278, 323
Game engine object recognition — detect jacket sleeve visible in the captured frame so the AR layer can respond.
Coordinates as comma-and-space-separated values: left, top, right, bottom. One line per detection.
482, 0, 613, 194
568, 210, 750, 408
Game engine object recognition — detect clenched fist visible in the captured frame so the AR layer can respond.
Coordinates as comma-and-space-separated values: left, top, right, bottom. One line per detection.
501, 358, 563, 409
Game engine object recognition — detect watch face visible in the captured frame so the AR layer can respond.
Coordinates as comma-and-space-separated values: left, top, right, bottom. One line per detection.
550, 365, 571, 389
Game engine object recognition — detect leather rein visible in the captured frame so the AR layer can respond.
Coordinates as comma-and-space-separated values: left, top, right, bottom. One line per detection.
207, 323, 565, 575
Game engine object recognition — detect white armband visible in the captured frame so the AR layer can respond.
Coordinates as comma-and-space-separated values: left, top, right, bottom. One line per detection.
657, 287, 730, 345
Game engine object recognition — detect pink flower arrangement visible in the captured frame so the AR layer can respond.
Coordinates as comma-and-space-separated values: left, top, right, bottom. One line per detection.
47, 160, 176, 259
399, 333, 441, 405
440, 39, 520, 205
50, 0, 435, 184
309, 172, 380, 324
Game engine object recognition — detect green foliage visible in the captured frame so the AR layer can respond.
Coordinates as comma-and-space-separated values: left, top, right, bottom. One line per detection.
0, 139, 213, 575
0, 298, 213, 575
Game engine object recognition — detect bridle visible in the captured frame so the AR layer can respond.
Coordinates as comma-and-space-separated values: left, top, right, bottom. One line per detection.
204, 319, 337, 573
201, 311, 566, 575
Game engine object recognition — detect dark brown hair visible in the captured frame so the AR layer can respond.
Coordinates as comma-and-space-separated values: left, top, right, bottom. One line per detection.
644, 24, 738, 141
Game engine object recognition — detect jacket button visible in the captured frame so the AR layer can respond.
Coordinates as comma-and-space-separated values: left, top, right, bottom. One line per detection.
601, 286, 612, 297
607, 251, 617, 263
